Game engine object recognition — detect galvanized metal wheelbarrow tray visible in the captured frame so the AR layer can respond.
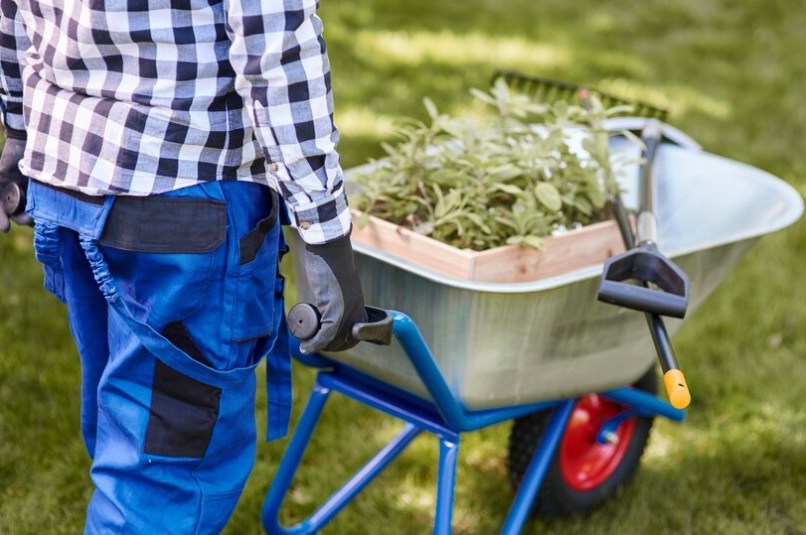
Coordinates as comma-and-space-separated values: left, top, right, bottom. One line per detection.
261, 123, 803, 534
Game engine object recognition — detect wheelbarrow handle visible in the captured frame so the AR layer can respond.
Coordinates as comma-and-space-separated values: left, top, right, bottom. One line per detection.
2, 181, 26, 216
287, 303, 394, 346
286, 303, 321, 341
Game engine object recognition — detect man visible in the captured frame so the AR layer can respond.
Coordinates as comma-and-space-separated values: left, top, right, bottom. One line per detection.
0, 1, 366, 533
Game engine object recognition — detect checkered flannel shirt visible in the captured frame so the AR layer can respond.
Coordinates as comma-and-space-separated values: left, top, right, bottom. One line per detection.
0, 0, 351, 244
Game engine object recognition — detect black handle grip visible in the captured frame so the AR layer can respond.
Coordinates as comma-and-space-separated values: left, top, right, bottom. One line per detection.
287, 303, 321, 341
597, 246, 689, 318
598, 279, 688, 318
2, 182, 26, 216
287, 304, 393, 346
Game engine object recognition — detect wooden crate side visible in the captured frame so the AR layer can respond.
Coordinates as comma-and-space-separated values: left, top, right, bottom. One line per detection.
469, 220, 625, 283
351, 213, 624, 283
350, 213, 476, 279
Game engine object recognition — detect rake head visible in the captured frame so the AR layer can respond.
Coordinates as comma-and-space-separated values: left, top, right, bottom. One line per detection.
494, 70, 669, 122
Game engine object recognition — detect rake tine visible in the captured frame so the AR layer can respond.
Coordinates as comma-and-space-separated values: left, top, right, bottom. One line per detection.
493, 70, 669, 122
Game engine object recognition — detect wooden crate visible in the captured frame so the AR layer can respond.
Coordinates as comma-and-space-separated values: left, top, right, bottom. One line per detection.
350, 212, 625, 283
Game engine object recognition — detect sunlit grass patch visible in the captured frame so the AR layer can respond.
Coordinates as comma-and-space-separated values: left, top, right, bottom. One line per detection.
355, 29, 572, 73
598, 79, 733, 120
5, 1, 806, 534
335, 107, 398, 139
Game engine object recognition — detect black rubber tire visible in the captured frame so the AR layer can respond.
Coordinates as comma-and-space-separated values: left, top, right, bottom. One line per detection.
507, 367, 658, 518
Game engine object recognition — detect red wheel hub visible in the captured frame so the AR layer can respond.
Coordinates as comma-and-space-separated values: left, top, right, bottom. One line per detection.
558, 394, 635, 491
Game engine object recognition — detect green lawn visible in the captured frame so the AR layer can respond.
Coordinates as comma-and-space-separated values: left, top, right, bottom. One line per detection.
2, 0, 806, 533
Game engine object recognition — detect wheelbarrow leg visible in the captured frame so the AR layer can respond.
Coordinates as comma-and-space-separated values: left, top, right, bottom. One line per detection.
499, 399, 575, 535
262, 375, 424, 535
434, 433, 460, 535
262, 380, 332, 535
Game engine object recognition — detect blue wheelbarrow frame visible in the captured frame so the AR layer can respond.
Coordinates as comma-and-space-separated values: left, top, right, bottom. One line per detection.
261, 310, 685, 535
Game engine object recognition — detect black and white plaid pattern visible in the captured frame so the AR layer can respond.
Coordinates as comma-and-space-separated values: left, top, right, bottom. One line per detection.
0, 0, 351, 244
0, 0, 26, 132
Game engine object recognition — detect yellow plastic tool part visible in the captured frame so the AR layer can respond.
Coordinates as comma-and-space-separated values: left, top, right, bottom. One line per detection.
663, 369, 691, 409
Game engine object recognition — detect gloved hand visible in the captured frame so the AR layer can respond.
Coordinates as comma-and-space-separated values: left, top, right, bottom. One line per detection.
300, 233, 367, 354
0, 129, 33, 232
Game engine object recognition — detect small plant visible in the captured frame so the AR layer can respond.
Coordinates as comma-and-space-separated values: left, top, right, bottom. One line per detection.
350, 78, 635, 251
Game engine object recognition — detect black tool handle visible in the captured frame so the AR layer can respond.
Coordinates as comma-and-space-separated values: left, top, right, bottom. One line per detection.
598, 280, 688, 318
597, 246, 689, 318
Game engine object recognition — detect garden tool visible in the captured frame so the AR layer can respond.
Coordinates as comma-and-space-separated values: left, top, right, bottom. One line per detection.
596, 120, 692, 409
493, 70, 669, 121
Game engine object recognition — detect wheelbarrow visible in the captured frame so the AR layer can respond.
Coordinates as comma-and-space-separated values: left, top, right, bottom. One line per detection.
260, 121, 803, 534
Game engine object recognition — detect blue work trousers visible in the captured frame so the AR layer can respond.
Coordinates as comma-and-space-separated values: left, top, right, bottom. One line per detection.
27, 179, 290, 534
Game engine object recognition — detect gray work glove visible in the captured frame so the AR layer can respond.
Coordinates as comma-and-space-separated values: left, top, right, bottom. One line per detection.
300, 233, 367, 354
0, 129, 33, 232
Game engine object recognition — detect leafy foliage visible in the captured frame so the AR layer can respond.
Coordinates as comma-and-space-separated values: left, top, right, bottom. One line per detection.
350, 78, 632, 251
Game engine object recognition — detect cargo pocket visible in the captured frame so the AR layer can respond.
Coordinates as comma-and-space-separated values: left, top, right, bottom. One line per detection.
143, 322, 222, 458
99, 195, 227, 323
33, 221, 66, 303
229, 190, 280, 342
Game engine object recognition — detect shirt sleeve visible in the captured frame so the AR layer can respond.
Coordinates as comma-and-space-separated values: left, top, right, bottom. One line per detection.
0, 0, 29, 133
224, 0, 352, 244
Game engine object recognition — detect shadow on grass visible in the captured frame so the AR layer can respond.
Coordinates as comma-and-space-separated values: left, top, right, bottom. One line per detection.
235, 372, 805, 535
